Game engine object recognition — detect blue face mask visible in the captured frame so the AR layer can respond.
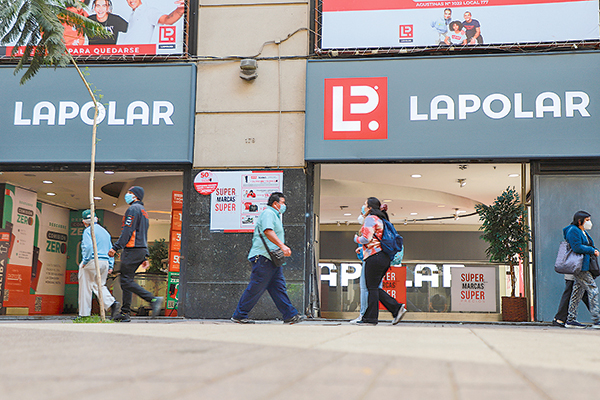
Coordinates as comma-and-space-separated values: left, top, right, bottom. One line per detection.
279, 204, 287, 215
124, 193, 135, 204
361, 205, 366, 215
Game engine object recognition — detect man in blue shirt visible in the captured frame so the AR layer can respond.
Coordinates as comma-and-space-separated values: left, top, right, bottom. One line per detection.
78, 209, 120, 319
231, 192, 303, 324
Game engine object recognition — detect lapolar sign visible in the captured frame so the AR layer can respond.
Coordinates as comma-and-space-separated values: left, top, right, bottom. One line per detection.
208, 171, 283, 233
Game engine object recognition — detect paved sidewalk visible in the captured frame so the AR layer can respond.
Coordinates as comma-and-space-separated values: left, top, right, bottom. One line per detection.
0, 318, 598, 400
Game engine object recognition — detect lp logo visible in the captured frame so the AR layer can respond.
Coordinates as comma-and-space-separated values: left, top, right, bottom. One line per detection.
324, 77, 388, 140
399, 25, 413, 38
159, 26, 176, 43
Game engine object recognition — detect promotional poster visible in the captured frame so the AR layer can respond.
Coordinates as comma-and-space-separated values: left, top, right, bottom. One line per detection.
320, 0, 599, 48
4, 0, 187, 57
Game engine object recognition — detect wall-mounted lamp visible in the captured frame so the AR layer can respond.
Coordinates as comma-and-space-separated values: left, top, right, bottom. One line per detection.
457, 178, 466, 188
239, 59, 258, 81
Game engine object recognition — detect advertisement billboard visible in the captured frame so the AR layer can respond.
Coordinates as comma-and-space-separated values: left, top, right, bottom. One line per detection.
3, 0, 188, 57
305, 52, 600, 161
320, 0, 599, 49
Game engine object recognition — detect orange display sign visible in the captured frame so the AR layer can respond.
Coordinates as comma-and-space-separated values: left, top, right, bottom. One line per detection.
172, 191, 183, 211
379, 266, 407, 310
170, 230, 181, 252
171, 210, 182, 232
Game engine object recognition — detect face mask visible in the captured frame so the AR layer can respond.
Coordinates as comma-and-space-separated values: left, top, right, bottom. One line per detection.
584, 220, 593, 230
361, 205, 366, 215
278, 204, 286, 215
124, 193, 135, 204
357, 214, 365, 224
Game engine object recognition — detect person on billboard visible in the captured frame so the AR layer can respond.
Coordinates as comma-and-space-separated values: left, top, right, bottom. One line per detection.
117, 0, 185, 44
231, 192, 304, 324
462, 11, 484, 44
108, 186, 163, 322
88, 0, 129, 45
430, 8, 452, 45
444, 21, 467, 46
63, 1, 90, 46
78, 210, 120, 320
353, 197, 406, 325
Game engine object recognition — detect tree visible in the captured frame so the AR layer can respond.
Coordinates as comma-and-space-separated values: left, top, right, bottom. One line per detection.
475, 187, 531, 297
1, 0, 111, 320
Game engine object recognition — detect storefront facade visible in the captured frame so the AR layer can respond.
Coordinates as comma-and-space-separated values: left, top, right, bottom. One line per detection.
306, 51, 600, 322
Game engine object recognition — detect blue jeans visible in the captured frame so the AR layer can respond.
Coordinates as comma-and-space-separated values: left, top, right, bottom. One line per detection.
233, 255, 298, 320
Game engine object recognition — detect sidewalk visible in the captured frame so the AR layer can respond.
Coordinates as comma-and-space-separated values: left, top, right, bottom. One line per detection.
0, 318, 598, 400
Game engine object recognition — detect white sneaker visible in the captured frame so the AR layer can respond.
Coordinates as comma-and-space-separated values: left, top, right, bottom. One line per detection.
392, 304, 407, 325
349, 316, 363, 324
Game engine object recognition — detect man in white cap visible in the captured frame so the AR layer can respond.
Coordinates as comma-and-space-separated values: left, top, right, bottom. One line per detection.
79, 209, 120, 319
109, 186, 163, 321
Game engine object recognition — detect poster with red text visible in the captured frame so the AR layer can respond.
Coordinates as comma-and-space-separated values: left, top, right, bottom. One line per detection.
450, 266, 496, 312
320, 0, 599, 49
209, 171, 283, 233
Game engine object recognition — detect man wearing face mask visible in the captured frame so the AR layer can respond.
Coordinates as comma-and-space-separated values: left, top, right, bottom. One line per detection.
108, 186, 163, 322
231, 192, 303, 324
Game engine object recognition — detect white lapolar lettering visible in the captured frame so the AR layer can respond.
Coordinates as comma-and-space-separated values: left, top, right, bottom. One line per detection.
58, 101, 79, 125
443, 264, 464, 287
565, 91, 590, 117
514, 93, 533, 118
127, 101, 150, 125
320, 263, 338, 287
332, 86, 360, 131
152, 101, 174, 125
350, 86, 378, 114
536, 92, 561, 118
410, 96, 428, 121
108, 101, 125, 125
430, 95, 454, 120
414, 264, 439, 288
14, 102, 31, 125
458, 94, 481, 120
341, 263, 361, 287
482, 94, 511, 119
32, 101, 56, 125
80, 101, 106, 125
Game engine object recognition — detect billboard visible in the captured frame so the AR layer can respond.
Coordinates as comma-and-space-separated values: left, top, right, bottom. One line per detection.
0, 64, 196, 164
320, 0, 599, 49
305, 52, 600, 161
3, 0, 187, 57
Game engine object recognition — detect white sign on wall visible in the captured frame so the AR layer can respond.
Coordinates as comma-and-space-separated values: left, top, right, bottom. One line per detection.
209, 171, 283, 233
35, 203, 69, 295
451, 266, 496, 312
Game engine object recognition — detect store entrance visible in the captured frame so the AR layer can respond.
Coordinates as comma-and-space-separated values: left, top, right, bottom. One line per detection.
0, 167, 185, 317
316, 163, 531, 322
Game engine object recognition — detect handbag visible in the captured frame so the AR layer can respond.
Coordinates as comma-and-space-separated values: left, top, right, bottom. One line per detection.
259, 232, 286, 268
554, 241, 584, 274
590, 254, 600, 279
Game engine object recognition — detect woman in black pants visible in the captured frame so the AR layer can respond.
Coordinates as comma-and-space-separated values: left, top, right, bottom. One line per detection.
354, 197, 406, 325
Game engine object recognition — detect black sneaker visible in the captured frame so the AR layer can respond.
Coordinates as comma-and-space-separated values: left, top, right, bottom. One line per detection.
283, 314, 305, 324
110, 301, 121, 320
230, 317, 255, 324
552, 318, 565, 327
151, 297, 163, 318
113, 313, 131, 322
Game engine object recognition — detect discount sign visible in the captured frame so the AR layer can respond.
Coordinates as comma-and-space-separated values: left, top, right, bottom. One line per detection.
194, 170, 218, 195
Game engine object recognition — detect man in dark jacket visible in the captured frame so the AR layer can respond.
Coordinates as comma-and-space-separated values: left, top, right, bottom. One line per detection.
109, 186, 163, 321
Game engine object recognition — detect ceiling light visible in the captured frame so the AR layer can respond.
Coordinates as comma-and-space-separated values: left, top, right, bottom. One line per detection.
427, 216, 435, 219
42, 180, 53, 184
411, 174, 421, 178
410, 212, 418, 215
94, 196, 102, 200
104, 171, 115, 175
343, 213, 352, 216
457, 178, 466, 187
47, 192, 56, 196
383, 199, 392, 203
437, 205, 445, 208
508, 173, 519, 177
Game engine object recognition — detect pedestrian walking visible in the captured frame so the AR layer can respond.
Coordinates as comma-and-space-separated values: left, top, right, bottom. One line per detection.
78, 209, 120, 319
108, 186, 163, 321
231, 192, 303, 324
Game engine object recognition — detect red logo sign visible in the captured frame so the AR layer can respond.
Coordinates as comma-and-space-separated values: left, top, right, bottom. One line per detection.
159, 26, 177, 43
324, 77, 388, 140
194, 170, 218, 195
399, 25, 413, 38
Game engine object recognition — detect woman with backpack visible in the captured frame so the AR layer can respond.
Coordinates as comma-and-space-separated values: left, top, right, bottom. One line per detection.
353, 197, 407, 325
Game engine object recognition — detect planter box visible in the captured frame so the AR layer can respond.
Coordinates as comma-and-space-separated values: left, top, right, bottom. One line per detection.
501, 296, 529, 322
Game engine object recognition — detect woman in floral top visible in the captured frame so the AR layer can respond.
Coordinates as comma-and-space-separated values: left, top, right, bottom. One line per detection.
354, 197, 407, 325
